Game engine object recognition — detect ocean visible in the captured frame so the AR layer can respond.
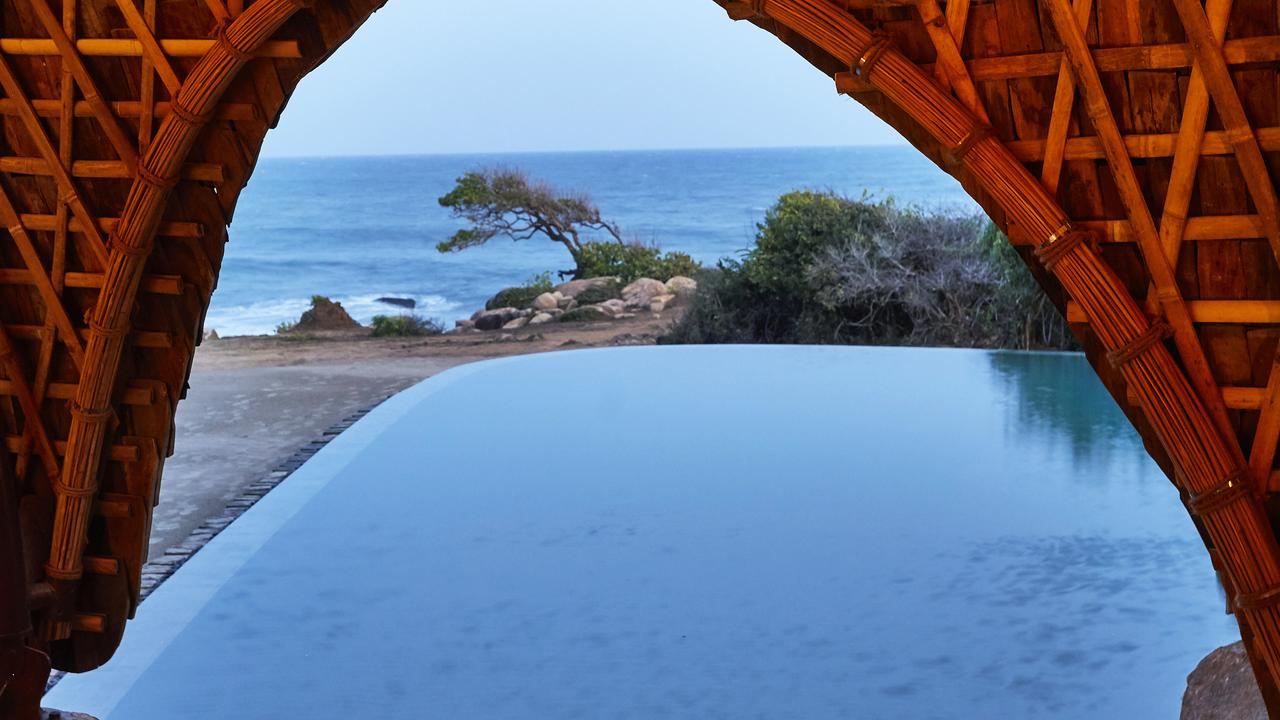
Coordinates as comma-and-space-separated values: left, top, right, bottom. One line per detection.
207, 146, 978, 336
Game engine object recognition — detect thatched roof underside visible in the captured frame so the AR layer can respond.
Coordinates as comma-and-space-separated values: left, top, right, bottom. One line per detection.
5, 0, 1280, 712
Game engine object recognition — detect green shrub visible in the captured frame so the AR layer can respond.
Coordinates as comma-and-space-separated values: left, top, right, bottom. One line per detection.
576, 241, 702, 283
370, 314, 443, 337
486, 272, 553, 310
663, 192, 1074, 350
573, 278, 623, 305
559, 305, 611, 323
275, 320, 298, 335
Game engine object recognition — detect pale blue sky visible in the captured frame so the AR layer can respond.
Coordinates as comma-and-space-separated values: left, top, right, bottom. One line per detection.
260, 0, 905, 157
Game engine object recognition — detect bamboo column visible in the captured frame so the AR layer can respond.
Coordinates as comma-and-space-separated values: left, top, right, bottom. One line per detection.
42, 0, 312, 639
727, 0, 1280, 696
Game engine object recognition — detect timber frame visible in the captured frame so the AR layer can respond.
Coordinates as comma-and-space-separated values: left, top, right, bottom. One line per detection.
2, 0, 1280, 716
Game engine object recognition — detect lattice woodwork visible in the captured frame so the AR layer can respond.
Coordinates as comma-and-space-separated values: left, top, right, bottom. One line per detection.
5, 0, 1280, 717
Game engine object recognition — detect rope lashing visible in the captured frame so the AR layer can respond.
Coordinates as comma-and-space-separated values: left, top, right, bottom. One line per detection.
169, 99, 212, 127
213, 21, 255, 63
949, 125, 993, 165
724, 0, 768, 20
136, 161, 178, 192
1187, 469, 1249, 517
1034, 226, 1093, 271
853, 33, 894, 79
1237, 584, 1280, 612
1107, 320, 1174, 369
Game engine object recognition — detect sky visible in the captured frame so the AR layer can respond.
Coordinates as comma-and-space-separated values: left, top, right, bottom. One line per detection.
260, 0, 906, 157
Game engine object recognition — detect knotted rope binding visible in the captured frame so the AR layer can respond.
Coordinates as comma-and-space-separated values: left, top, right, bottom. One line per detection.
1107, 320, 1173, 369
949, 125, 993, 165
136, 161, 178, 192
169, 99, 212, 127
1034, 226, 1092, 271
1187, 469, 1249, 517
854, 33, 894, 79
1237, 584, 1280, 612
724, 0, 768, 19
214, 22, 255, 63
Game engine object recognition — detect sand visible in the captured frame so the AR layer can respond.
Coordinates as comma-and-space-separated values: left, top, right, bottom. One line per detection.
151, 314, 673, 557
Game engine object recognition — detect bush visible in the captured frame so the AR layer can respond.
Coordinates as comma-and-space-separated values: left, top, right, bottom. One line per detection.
486, 273, 553, 310
370, 314, 443, 337
573, 278, 623, 306
559, 305, 611, 323
576, 241, 702, 284
663, 192, 1073, 350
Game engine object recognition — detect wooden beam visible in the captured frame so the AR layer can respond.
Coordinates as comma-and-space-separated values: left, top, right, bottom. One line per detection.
1039, 0, 1093, 194
1044, 0, 1239, 453
22, 0, 139, 173
0, 380, 154, 407
1009, 215, 1269, 245
1067, 301, 1280, 325
963, 35, 1280, 82
0, 323, 60, 477
112, 0, 181, 96
0, 269, 184, 295
0, 38, 301, 58
0, 189, 86, 369
915, 0, 989, 123
0, 53, 108, 266
0, 100, 258, 122
0, 157, 223, 183
1158, 0, 1233, 265
18, 214, 203, 238
1007, 126, 1280, 162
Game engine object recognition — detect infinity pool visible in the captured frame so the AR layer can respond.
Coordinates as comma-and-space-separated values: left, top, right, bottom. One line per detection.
46, 345, 1237, 719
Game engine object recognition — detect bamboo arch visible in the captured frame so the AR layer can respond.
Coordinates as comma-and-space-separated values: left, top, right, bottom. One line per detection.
3, 0, 1280, 715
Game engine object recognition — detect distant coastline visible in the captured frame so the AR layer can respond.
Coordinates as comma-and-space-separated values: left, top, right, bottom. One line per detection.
205, 146, 976, 337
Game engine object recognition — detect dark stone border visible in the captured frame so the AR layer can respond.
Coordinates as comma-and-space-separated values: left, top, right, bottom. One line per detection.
45, 395, 395, 694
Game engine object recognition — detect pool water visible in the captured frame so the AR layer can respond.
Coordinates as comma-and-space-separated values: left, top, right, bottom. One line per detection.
46, 345, 1236, 719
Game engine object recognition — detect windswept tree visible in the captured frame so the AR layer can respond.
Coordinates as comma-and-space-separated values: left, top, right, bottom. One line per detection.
437, 168, 622, 277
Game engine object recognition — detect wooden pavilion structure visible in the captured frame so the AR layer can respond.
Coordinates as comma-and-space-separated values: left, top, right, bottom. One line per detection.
2, 0, 1280, 716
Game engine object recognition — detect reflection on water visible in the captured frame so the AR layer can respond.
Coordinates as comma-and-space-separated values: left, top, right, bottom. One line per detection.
988, 351, 1151, 478
51, 346, 1240, 720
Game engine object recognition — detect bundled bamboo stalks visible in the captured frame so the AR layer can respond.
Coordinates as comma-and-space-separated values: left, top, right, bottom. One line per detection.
42, 0, 313, 641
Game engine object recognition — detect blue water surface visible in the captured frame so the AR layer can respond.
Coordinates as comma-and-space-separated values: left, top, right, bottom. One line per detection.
46, 346, 1238, 719
208, 146, 976, 335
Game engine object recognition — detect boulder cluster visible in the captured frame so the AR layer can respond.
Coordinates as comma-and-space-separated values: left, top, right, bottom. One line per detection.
457, 276, 698, 332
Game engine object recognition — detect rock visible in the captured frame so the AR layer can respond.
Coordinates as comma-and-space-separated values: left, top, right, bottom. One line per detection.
665, 276, 697, 300
455, 319, 474, 329
376, 296, 416, 309
502, 316, 530, 330
533, 292, 562, 311
529, 312, 555, 325
600, 299, 627, 316
554, 276, 619, 300
474, 307, 524, 331
203, 329, 219, 342
559, 305, 611, 323
287, 296, 364, 333
622, 278, 668, 308
1182, 641, 1266, 720
558, 297, 578, 311
649, 293, 676, 313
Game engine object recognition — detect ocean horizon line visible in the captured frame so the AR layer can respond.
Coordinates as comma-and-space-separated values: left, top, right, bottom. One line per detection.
256, 142, 915, 163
